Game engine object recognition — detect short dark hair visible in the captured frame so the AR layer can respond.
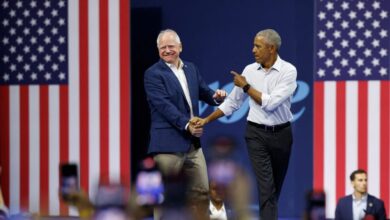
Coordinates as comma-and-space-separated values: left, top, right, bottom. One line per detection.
350, 169, 367, 181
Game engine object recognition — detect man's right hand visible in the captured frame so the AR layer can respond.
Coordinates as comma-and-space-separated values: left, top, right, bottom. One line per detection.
188, 122, 203, 137
190, 117, 209, 128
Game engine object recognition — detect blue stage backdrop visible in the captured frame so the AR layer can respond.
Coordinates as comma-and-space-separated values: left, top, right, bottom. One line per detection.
133, 0, 314, 217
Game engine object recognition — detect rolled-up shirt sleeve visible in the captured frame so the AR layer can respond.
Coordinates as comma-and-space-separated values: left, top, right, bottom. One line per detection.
218, 86, 246, 116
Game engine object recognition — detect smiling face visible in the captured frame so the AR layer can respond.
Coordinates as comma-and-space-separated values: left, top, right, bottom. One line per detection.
252, 36, 276, 68
158, 32, 182, 66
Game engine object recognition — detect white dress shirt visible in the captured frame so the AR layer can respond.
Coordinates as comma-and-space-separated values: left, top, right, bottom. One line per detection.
353, 193, 368, 220
209, 201, 227, 220
166, 60, 193, 117
219, 56, 297, 125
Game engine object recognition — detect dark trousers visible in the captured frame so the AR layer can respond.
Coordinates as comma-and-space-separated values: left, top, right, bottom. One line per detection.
245, 122, 293, 220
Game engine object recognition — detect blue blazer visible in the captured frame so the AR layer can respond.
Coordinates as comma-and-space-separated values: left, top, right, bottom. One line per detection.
144, 59, 218, 153
335, 194, 387, 220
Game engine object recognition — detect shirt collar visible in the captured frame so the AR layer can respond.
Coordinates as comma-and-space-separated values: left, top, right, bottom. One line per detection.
209, 201, 225, 212
352, 193, 368, 202
165, 59, 184, 69
257, 55, 282, 72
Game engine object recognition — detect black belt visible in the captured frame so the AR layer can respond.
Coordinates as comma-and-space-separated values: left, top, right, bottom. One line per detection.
248, 121, 290, 132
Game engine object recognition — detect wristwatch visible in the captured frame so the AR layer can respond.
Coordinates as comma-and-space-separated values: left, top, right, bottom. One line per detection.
243, 84, 251, 93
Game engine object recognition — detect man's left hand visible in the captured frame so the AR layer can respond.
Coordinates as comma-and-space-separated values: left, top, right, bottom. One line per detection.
230, 71, 247, 88
213, 89, 227, 102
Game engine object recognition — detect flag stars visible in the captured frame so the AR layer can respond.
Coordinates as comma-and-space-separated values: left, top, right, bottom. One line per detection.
30, 19, 37, 26
371, 39, 379, 47
318, 31, 326, 39
16, 1, 23, 8
371, 58, 379, 67
357, 1, 365, 10
341, 20, 349, 29
317, 69, 325, 77
379, 48, 387, 57
9, 46, 16, 53
318, 11, 326, 20
59, 54, 65, 62
341, 2, 349, 10
363, 49, 372, 57
38, 64, 44, 71
356, 58, 364, 67
348, 30, 356, 38
23, 46, 30, 53
372, 1, 380, 10
59, 0, 66, 8
364, 11, 372, 19
340, 59, 349, 67
2, 37, 9, 45
51, 28, 58, 35
30, 55, 37, 62
51, 9, 58, 17
333, 49, 341, 58
379, 29, 387, 38
363, 68, 371, 76
356, 20, 364, 29
372, 20, 380, 29
348, 11, 357, 19
317, 50, 326, 58
30, 37, 37, 44
332, 68, 341, 77
333, 30, 341, 39
44, 18, 51, 26
16, 19, 23, 26
325, 21, 334, 29
9, 10, 15, 17
341, 40, 349, 48
31, 73, 37, 80
44, 54, 51, 62
3, 74, 10, 82
58, 36, 65, 44
380, 10, 388, 19
58, 18, 65, 26
326, 2, 334, 10
2, 19, 9, 26
9, 28, 15, 35
51, 64, 58, 71
2, 1, 9, 8
44, 36, 51, 44
23, 28, 30, 35
30, 1, 37, 8
3, 56, 9, 63
325, 59, 333, 67
51, 46, 58, 53
37, 10, 44, 17
23, 10, 30, 17
24, 64, 30, 71
17, 55, 23, 62
348, 68, 356, 76
44, 1, 51, 8
364, 30, 372, 38
325, 40, 333, 48
10, 64, 16, 72
333, 11, 341, 20
44, 73, 51, 80
356, 39, 364, 48
16, 37, 23, 44
37, 46, 44, 53
37, 28, 44, 35
379, 67, 388, 76
17, 73, 24, 81
59, 72, 66, 80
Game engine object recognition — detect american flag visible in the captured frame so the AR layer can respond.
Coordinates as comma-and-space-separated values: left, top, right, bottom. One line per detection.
314, 0, 389, 218
0, 0, 130, 216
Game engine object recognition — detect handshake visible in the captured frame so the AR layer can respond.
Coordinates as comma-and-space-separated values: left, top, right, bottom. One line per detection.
187, 117, 209, 138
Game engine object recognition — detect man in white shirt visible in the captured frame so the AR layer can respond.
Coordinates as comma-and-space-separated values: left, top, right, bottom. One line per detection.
335, 169, 387, 220
191, 29, 297, 220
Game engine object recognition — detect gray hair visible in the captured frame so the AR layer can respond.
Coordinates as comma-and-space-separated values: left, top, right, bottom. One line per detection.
156, 29, 181, 48
256, 29, 282, 50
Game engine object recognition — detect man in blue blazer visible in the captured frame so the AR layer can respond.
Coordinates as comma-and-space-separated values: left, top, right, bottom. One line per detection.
335, 169, 387, 220
144, 29, 226, 201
